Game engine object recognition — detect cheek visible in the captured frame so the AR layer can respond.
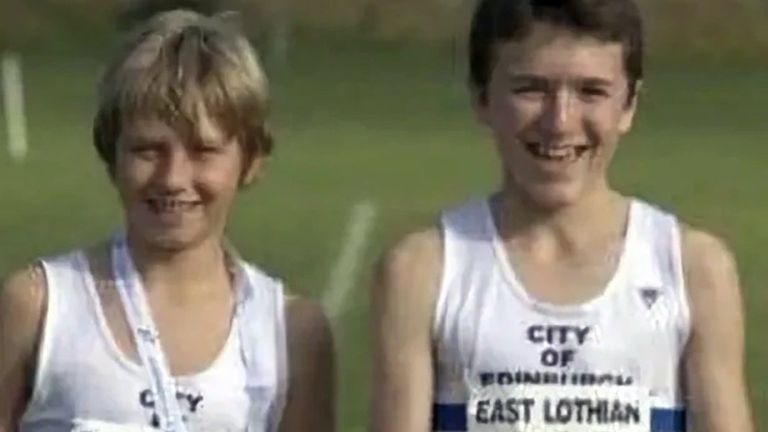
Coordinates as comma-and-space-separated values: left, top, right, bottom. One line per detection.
114, 158, 153, 196
488, 98, 541, 135
585, 107, 625, 142
199, 173, 239, 197
195, 160, 242, 197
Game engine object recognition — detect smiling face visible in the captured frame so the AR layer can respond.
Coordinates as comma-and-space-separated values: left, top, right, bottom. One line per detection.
114, 110, 261, 252
475, 22, 639, 210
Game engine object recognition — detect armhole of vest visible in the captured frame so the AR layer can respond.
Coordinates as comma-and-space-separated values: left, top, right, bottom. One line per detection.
270, 279, 289, 432
431, 215, 451, 343
669, 218, 692, 355
25, 257, 58, 412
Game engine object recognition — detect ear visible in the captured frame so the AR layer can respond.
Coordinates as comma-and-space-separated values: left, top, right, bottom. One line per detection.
471, 85, 492, 127
618, 80, 642, 134
239, 152, 266, 188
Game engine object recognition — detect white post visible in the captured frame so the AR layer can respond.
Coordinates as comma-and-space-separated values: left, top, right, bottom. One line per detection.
1, 51, 28, 162
323, 200, 377, 319
268, 1, 290, 68
443, 0, 469, 85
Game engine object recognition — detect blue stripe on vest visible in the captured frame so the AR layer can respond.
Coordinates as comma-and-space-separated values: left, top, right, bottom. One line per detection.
651, 408, 686, 432
432, 403, 686, 431
432, 403, 466, 431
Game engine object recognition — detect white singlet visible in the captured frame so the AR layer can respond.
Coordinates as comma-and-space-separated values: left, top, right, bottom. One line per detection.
19, 250, 288, 432
432, 198, 690, 432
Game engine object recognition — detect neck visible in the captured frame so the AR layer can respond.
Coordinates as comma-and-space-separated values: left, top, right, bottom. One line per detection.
493, 186, 629, 258
122, 233, 231, 301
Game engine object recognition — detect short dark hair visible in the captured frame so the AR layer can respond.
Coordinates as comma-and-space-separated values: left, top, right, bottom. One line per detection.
469, 0, 644, 102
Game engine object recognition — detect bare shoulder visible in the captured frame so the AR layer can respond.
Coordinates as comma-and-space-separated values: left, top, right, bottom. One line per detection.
1, 264, 47, 336
2, 264, 46, 295
1, 265, 47, 432
280, 294, 335, 431
371, 226, 443, 352
680, 225, 740, 297
380, 227, 442, 272
282, 293, 334, 390
375, 227, 443, 300
369, 228, 442, 431
679, 225, 745, 342
283, 294, 333, 350
678, 221, 753, 431
1, 264, 48, 400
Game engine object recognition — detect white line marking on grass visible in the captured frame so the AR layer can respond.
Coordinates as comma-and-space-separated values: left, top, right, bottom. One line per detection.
323, 200, 377, 319
2, 51, 28, 162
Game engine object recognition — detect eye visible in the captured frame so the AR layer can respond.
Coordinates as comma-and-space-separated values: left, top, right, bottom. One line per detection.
512, 84, 546, 96
579, 86, 610, 100
192, 144, 225, 159
128, 143, 162, 160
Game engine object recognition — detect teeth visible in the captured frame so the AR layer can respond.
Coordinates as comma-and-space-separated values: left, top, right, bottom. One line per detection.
148, 199, 198, 212
544, 147, 571, 158
527, 143, 590, 162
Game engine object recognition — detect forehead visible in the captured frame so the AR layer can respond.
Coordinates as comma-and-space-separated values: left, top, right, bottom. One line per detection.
120, 109, 229, 144
493, 23, 627, 82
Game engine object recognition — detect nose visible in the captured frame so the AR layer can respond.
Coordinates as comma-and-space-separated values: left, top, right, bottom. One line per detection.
154, 147, 193, 192
541, 89, 580, 138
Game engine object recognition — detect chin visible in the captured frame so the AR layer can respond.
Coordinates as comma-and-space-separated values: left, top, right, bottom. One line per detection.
132, 226, 209, 252
148, 235, 194, 251
521, 182, 585, 211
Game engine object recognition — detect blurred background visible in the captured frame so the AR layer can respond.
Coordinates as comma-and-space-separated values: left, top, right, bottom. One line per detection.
0, 0, 766, 430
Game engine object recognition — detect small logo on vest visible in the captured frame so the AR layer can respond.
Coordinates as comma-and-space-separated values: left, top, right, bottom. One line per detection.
639, 287, 661, 309
140, 386, 204, 427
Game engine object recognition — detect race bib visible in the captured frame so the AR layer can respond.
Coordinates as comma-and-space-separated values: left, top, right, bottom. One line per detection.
71, 419, 161, 432
467, 384, 651, 432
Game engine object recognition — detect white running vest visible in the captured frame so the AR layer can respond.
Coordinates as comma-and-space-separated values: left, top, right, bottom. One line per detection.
20, 250, 288, 432
432, 198, 690, 432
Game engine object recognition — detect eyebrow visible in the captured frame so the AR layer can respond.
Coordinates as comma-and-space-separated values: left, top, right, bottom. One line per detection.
197, 136, 233, 147
507, 74, 549, 85
579, 77, 614, 87
506, 74, 615, 87
122, 134, 167, 144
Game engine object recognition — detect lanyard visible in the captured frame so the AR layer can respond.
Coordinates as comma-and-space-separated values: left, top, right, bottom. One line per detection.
111, 234, 278, 432
112, 234, 190, 432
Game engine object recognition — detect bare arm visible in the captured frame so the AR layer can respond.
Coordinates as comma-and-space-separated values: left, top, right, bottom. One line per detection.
279, 296, 335, 432
0, 266, 47, 431
370, 229, 442, 432
682, 229, 754, 432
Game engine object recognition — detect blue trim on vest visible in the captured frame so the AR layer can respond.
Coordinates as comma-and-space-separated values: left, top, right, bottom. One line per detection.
432, 403, 466, 431
432, 403, 686, 432
651, 408, 686, 432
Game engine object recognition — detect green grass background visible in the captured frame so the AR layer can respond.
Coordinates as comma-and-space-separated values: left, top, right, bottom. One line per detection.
0, 36, 765, 429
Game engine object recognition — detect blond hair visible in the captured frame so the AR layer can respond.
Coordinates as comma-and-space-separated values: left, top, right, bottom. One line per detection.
93, 9, 272, 176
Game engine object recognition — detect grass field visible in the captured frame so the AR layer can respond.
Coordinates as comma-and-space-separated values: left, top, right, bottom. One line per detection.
0, 35, 766, 429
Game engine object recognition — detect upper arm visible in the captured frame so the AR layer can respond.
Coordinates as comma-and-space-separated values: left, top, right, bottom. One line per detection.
279, 296, 335, 432
370, 229, 442, 432
681, 228, 754, 432
0, 265, 47, 431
